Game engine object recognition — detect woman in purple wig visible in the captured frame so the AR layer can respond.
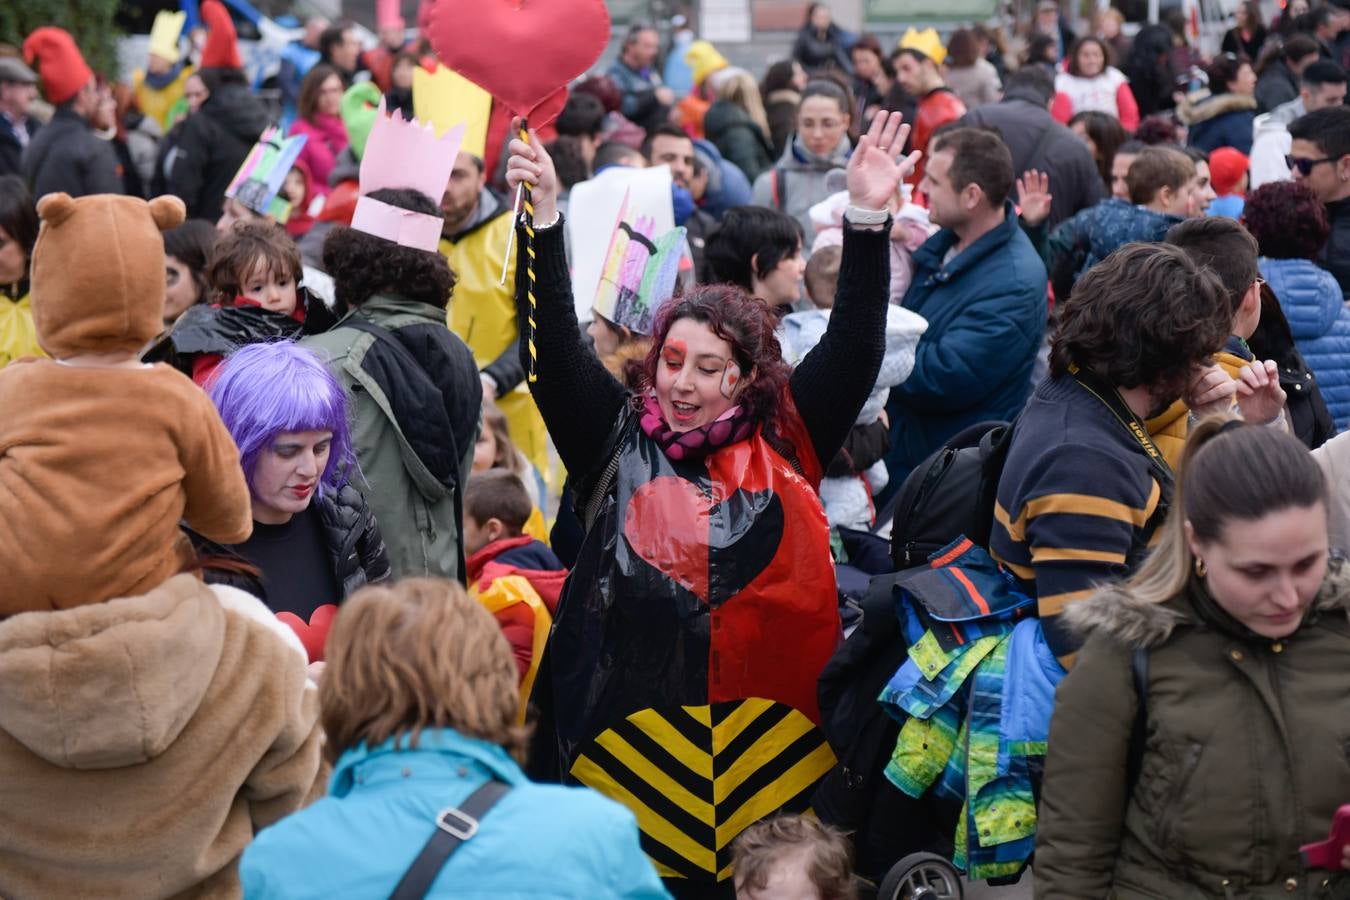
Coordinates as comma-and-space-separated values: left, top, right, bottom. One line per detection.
193, 340, 391, 661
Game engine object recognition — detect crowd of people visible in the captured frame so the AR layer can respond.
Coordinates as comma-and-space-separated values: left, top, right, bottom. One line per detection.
6, 0, 1350, 898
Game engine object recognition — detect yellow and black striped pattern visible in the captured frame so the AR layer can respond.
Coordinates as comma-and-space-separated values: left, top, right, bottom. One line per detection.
570, 699, 835, 883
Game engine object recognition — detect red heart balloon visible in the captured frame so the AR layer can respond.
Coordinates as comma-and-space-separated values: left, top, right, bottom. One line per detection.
427, 0, 610, 124
275, 604, 338, 663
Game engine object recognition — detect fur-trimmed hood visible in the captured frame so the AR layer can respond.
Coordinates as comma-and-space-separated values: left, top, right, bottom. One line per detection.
1175, 90, 1258, 126
1063, 558, 1350, 648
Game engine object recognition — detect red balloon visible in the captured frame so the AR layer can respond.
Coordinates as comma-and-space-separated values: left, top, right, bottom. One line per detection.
427, 0, 610, 125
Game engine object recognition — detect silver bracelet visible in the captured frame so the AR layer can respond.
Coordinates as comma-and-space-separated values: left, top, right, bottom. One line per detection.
529, 210, 561, 230
844, 204, 889, 226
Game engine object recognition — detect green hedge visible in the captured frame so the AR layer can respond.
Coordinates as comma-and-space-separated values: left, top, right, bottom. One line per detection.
0, 0, 122, 81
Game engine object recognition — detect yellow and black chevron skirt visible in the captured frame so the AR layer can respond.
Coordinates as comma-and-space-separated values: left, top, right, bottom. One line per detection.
570, 698, 836, 883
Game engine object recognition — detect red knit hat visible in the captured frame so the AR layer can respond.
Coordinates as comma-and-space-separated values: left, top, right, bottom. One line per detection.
1208, 146, 1251, 197
200, 0, 243, 70
22, 27, 93, 106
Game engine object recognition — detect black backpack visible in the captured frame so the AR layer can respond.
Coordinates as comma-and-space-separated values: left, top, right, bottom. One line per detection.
888, 419, 1015, 571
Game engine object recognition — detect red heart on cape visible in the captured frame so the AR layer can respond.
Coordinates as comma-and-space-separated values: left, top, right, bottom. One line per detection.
427, 0, 610, 123
624, 477, 785, 607
275, 604, 338, 663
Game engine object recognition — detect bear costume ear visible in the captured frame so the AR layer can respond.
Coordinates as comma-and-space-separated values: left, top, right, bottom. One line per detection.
35, 192, 77, 227
148, 195, 186, 232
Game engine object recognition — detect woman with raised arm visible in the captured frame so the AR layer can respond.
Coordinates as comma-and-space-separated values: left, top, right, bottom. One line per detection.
505, 111, 915, 899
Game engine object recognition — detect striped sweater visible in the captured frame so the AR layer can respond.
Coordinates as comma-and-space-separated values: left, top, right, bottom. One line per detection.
990, 375, 1169, 661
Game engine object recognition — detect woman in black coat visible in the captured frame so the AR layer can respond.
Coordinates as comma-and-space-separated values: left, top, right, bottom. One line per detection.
793, 3, 854, 75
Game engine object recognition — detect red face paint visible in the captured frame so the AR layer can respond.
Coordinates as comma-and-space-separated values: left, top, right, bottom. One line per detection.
721, 360, 742, 399
662, 339, 687, 368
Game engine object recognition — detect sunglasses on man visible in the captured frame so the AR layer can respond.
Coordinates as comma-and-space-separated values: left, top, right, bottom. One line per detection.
1286, 154, 1342, 176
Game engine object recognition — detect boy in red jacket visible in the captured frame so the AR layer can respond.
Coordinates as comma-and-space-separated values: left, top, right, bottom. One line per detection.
464, 471, 567, 684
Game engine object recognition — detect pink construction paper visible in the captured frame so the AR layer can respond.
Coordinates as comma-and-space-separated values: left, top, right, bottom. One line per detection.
360, 98, 465, 204
351, 196, 444, 253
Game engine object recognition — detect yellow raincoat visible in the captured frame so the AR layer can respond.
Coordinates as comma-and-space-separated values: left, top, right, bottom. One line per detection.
0, 293, 43, 368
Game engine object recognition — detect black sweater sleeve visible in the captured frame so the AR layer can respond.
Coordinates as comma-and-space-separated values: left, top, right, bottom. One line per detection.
790, 222, 891, 469
514, 217, 629, 481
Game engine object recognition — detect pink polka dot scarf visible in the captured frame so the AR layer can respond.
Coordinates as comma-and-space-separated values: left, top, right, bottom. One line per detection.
638, 392, 755, 462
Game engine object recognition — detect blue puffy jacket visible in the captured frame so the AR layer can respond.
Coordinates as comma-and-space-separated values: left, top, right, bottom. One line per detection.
885, 201, 1048, 478
1261, 256, 1350, 429
240, 729, 671, 899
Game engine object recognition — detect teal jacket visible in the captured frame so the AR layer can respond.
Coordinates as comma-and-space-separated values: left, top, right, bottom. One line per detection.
302, 294, 480, 582
241, 728, 672, 898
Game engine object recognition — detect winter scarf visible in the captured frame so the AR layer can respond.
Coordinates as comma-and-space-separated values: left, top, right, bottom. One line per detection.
639, 392, 754, 462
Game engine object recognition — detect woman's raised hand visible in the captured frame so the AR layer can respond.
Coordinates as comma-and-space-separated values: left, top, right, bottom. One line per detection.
504, 116, 560, 225
846, 110, 922, 212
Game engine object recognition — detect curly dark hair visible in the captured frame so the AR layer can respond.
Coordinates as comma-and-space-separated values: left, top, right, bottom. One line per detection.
322, 188, 457, 311
1244, 181, 1332, 260
1133, 113, 1182, 145
1050, 243, 1232, 403
629, 283, 793, 430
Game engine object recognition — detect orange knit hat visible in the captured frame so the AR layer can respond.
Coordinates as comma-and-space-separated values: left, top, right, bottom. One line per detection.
199, 0, 243, 70
22, 27, 93, 106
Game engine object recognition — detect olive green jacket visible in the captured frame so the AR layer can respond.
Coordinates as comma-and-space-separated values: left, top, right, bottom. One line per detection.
302, 294, 480, 582
1036, 564, 1350, 900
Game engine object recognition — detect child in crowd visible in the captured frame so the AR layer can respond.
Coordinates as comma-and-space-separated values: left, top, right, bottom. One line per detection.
803, 244, 841, 308
474, 399, 544, 509
1206, 146, 1249, 219
733, 814, 857, 900
780, 245, 927, 531
0, 192, 252, 611
463, 470, 568, 697
808, 184, 933, 304
280, 160, 320, 239
153, 220, 329, 385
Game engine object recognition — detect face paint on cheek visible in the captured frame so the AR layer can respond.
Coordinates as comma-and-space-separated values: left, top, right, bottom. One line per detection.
721, 360, 742, 399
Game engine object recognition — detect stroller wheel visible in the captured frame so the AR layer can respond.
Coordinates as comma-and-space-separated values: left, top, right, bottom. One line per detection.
876, 852, 963, 900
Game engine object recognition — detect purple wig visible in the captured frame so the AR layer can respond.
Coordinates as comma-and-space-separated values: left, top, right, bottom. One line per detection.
207, 341, 356, 496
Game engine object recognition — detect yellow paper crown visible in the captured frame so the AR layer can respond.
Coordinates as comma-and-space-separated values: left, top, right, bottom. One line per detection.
149, 11, 186, 64
899, 27, 946, 66
413, 65, 491, 160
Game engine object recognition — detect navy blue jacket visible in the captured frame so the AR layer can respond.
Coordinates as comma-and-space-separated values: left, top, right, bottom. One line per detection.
886, 201, 1048, 478
1182, 92, 1258, 155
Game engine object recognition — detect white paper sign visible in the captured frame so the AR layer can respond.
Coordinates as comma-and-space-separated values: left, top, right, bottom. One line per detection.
567, 164, 675, 323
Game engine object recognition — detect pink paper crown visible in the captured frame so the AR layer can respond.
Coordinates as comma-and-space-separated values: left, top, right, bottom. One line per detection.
350, 98, 466, 252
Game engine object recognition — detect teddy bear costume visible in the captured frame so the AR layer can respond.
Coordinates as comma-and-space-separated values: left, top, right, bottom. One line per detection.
0, 192, 253, 611
0, 194, 324, 896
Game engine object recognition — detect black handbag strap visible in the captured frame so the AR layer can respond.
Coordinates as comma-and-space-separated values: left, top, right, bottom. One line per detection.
387, 780, 511, 900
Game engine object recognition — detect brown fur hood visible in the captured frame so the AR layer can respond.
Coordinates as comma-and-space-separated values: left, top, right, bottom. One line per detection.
602, 337, 652, 389
1175, 90, 1259, 126
1063, 559, 1350, 649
